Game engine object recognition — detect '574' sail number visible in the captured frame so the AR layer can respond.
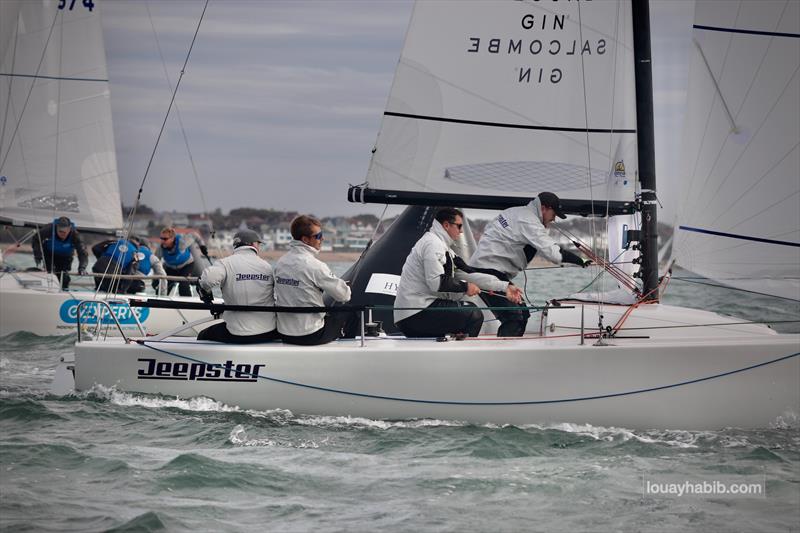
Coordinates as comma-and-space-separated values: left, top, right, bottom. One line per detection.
59, 0, 95, 12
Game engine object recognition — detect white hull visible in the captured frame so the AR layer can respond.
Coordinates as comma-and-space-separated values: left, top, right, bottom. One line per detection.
0, 272, 210, 337
65, 303, 800, 430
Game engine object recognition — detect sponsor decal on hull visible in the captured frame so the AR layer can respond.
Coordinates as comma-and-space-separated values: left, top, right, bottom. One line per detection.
137, 358, 265, 383
59, 299, 150, 325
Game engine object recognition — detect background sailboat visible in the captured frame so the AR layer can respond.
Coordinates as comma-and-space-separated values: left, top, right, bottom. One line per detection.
0, 0, 209, 337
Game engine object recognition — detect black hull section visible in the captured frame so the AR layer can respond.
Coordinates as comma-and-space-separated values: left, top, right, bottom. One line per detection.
329, 205, 438, 337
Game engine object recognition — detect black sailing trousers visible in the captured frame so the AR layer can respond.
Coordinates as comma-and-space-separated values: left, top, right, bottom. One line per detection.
396, 299, 483, 338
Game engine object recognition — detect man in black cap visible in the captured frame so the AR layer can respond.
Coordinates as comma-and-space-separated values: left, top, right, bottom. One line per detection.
32, 216, 88, 289
467, 192, 590, 336
196, 229, 279, 343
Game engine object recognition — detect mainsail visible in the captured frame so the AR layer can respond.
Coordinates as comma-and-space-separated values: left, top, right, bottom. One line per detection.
365, 0, 639, 205
0, 0, 122, 230
675, 0, 800, 300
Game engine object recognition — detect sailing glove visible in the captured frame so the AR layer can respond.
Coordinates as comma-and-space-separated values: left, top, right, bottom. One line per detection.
560, 247, 587, 267
198, 286, 214, 305
78, 267, 87, 276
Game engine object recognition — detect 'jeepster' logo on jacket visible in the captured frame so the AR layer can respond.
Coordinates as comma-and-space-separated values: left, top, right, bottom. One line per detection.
235, 273, 271, 281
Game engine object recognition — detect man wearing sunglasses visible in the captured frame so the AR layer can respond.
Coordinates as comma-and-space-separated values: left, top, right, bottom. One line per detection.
468, 191, 591, 336
394, 207, 522, 338
155, 226, 209, 296
274, 215, 351, 345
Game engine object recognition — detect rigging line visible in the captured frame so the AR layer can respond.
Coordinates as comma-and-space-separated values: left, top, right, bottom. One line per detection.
50, 9, 66, 273
0, 11, 21, 164
700, 62, 799, 208
145, 1, 211, 232
0, 7, 61, 174
344, 203, 389, 280
680, 1, 743, 214
129, 0, 210, 232
575, 1, 600, 313
672, 276, 800, 302
600, 0, 624, 305
708, 142, 799, 228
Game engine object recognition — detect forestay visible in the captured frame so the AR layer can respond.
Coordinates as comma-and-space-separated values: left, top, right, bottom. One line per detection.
0, 0, 122, 230
675, 0, 800, 300
365, 0, 639, 205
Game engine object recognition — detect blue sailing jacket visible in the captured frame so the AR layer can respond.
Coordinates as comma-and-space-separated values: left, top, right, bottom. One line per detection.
161, 234, 192, 268
101, 239, 136, 269
137, 245, 153, 275
45, 219, 75, 257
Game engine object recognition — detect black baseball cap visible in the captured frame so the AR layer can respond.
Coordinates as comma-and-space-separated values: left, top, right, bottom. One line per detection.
538, 192, 567, 219
233, 229, 263, 248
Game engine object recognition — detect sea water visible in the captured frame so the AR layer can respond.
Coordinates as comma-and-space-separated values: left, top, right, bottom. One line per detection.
1, 265, 798, 532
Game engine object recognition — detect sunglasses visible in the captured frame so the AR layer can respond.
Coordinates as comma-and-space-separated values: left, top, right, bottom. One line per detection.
311, 232, 323, 241
448, 221, 463, 230
159, 236, 171, 241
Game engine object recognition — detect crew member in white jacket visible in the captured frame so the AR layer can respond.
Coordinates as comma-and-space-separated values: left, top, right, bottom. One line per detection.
274, 215, 351, 345
196, 229, 279, 343
394, 208, 523, 338
469, 192, 590, 336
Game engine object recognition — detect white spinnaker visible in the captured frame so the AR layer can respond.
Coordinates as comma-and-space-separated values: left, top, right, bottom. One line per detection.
365, 0, 639, 203
675, 0, 800, 300
0, 0, 122, 230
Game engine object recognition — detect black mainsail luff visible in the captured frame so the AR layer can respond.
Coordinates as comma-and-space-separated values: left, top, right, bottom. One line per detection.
631, 0, 659, 300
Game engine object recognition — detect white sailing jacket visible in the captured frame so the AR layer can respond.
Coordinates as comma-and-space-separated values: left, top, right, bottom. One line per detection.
394, 220, 508, 324
273, 240, 351, 336
469, 197, 564, 277
199, 246, 276, 335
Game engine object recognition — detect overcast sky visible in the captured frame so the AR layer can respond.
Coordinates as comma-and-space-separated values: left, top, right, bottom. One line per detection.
102, 0, 694, 221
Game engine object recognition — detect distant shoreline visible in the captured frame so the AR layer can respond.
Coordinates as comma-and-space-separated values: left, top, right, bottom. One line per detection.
2, 245, 362, 264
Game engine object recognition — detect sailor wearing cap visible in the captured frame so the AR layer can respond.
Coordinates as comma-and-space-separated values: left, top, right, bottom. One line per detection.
468, 191, 590, 337
32, 216, 88, 289
196, 229, 279, 343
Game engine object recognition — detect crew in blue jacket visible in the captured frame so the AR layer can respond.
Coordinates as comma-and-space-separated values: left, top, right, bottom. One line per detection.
155, 227, 207, 296
33, 216, 88, 289
91, 238, 138, 293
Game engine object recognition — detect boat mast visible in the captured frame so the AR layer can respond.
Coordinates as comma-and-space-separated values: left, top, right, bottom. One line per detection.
631, 0, 659, 301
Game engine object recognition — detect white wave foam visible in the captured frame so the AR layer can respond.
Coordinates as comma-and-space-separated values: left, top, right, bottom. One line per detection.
294, 415, 469, 430
521, 422, 708, 448
228, 424, 321, 448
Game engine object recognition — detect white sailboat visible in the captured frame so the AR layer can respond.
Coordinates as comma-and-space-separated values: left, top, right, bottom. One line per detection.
0, 0, 210, 337
59, 0, 799, 430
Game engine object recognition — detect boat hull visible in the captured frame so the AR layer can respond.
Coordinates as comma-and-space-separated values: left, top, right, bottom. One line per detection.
0, 273, 210, 337
70, 328, 800, 430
